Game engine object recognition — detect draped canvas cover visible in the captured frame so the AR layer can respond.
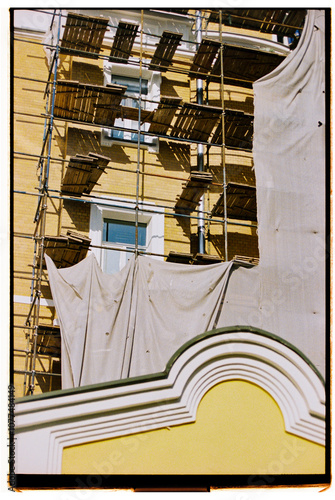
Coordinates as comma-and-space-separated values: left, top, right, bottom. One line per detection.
46, 254, 233, 388
218, 10, 326, 377
253, 9, 326, 374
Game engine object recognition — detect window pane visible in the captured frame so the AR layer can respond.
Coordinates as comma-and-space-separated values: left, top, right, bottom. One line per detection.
131, 132, 145, 143
103, 219, 146, 247
103, 248, 134, 275
111, 128, 124, 140
111, 75, 148, 95
103, 248, 121, 275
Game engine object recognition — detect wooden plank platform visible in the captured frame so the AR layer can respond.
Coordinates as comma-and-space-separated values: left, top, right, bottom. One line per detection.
149, 96, 182, 135
170, 102, 222, 143
85, 152, 110, 193
210, 45, 285, 87
212, 182, 257, 221
208, 9, 306, 38
39, 230, 91, 269
54, 81, 126, 126
175, 171, 213, 214
189, 38, 221, 79
60, 12, 109, 58
109, 21, 139, 63
61, 152, 110, 196
233, 255, 259, 266
212, 109, 253, 150
193, 253, 224, 265
117, 105, 152, 124
36, 325, 61, 357
166, 251, 223, 265
61, 155, 95, 196
149, 31, 183, 72
166, 251, 195, 264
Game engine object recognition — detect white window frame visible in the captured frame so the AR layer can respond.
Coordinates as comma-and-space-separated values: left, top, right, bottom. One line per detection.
89, 197, 164, 273
101, 62, 161, 153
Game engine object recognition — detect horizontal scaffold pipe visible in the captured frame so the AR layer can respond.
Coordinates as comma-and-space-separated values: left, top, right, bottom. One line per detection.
13, 190, 258, 229
13, 325, 36, 330
13, 273, 50, 284
14, 369, 61, 377
18, 7, 300, 47
14, 10, 200, 47
13, 150, 229, 187
13, 109, 227, 149
14, 23, 287, 82
50, 115, 226, 149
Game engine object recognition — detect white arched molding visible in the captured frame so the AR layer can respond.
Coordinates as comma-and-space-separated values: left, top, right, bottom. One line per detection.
15, 327, 326, 474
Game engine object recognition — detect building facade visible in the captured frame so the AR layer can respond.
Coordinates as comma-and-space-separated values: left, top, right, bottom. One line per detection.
12, 8, 328, 487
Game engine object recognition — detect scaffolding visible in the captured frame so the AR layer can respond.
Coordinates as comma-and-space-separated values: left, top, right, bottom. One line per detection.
12, 8, 306, 395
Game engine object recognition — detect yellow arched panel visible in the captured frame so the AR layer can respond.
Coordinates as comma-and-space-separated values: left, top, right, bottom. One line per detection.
62, 380, 325, 475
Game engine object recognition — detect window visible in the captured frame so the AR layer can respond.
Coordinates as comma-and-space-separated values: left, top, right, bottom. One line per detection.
102, 218, 147, 274
89, 198, 164, 275
102, 63, 161, 152
108, 75, 148, 144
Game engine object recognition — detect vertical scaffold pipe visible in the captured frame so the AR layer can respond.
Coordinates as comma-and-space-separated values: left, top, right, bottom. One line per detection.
29, 10, 62, 395
135, 9, 144, 256
196, 10, 205, 254
219, 10, 228, 262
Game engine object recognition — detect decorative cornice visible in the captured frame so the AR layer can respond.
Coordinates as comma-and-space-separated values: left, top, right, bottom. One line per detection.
15, 327, 326, 474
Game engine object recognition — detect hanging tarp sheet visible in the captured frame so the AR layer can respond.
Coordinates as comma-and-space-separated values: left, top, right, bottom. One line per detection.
218, 10, 326, 377
46, 254, 233, 388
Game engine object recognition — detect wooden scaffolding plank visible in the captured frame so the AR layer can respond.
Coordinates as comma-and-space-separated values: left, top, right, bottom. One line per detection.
149, 31, 183, 71
194, 253, 224, 265
212, 109, 253, 150
210, 45, 285, 87
61, 155, 95, 195
60, 12, 109, 58
149, 96, 182, 135
117, 105, 152, 124
166, 251, 223, 265
40, 232, 91, 268
208, 9, 306, 37
175, 171, 213, 214
74, 84, 95, 123
109, 21, 139, 63
55, 81, 127, 126
170, 102, 222, 142
233, 255, 259, 266
36, 325, 61, 357
166, 251, 195, 264
212, 182, 257, 221
85, 153, 110, 194
61, 153, 111, 196
54, 81, 79, 120
94, 83, 127, 126
189, 38, 221, 79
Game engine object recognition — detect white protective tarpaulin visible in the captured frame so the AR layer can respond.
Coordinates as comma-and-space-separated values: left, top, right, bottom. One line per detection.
218, 9, 326, 377
46, 254, 233, 388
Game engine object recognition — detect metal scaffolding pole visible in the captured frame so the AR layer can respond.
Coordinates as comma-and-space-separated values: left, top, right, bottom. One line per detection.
124, 9, 144, 380
219, 10, 228, 261
196, 10, 206, 254
135, 9, 144, 256
24, 9, 62, 396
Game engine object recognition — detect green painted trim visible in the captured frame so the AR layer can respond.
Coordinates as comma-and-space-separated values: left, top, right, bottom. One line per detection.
15, 325, 325, 404
165, 325, 325, 385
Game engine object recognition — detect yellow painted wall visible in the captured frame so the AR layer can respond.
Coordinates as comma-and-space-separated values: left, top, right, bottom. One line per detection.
62, 380, 325, 475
